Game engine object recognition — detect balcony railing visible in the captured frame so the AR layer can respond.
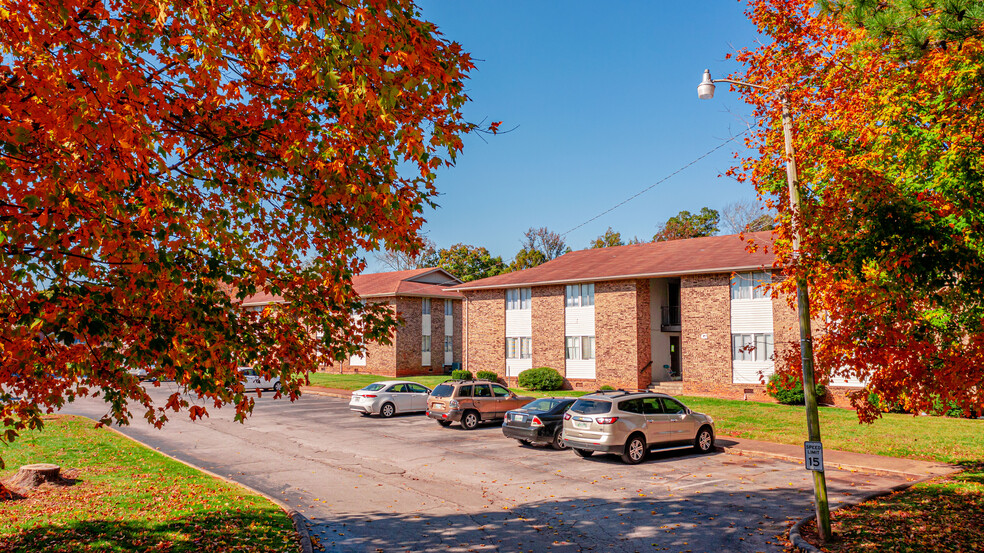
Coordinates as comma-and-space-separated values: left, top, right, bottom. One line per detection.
660, 306, 681, 331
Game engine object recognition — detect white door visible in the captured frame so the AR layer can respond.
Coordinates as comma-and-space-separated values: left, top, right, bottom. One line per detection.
407, 383, 430, 411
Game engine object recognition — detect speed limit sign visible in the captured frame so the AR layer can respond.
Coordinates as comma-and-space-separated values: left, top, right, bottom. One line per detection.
804, 441, 824, 472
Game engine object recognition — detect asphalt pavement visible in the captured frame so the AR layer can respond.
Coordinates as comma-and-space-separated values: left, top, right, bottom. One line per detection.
58, 384, 953, 553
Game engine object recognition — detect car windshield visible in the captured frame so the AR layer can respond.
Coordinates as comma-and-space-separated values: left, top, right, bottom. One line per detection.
524, 398, 567, 411
361, 383, 385, 392
431, 384, 455, 397
570, 399, 612, 415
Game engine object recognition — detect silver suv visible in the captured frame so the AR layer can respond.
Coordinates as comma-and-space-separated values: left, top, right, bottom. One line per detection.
562, 391, 715, 464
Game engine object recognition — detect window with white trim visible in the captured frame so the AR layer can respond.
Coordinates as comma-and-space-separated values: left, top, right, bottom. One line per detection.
565, 336, 595, 360
422, 297, 431, 314
444, 336, 452, 353
445, 299, 453, 316
565, 283, 595, 307
422, 335, 431, 353
730, 271, 771, 300
505, 288, 531, 310
731, 333, 773, 362
506, 337, 532, 359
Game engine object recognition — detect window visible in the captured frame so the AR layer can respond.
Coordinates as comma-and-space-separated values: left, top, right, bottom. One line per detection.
565, 336, 595, 360
660, 397, 687, 415
474, 384, 492, 398
565, 283, 595, 307
422, 335, 431, 353
456, 385, 472, 397
731, 333, 773, 362
506, 288, 531, 310
407, 384, 429, 394
730, 271, 771, 300
444, 336, 452, 353
422, 297, 431, 314
619, 398, 645, 414
445, 299, 453, 316
506, 337, 532, 359
388, 384, 407, 393
491, 384, 511, 397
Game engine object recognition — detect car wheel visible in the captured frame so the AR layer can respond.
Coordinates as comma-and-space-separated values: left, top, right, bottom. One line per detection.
695, 425, 714, 453
380, 402, 396, 418
437, 420, 452, 427
621, 434, 647, 464
551, 427, 568, 450
461, 410, 479, 430
273, 381, 282, 393
573, 448, 594, 458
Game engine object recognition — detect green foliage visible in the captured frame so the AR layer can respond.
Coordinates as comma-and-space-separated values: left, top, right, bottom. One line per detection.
820, 0, 984, 58
451, 369, 473, 380
653, 207, 719, 241
766, 372, 826, 405
433, 243, 506, 282
599, 385, 616, 391
517, 367, 565, 391
589, 227, 625, 249
476, 370, 499, 382
510, 227, 567, 270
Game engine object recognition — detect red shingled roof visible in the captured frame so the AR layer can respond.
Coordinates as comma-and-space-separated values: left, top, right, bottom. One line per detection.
450, 232, 775, 291
240, 268, 463, 305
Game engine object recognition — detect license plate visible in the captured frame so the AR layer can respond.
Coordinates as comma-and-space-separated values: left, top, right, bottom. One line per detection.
573, 420, 589, 429
512, 414, 524, 421
433, 403, 444, 410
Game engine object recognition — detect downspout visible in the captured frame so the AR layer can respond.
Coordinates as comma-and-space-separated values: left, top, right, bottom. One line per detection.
464, 295, 470, 372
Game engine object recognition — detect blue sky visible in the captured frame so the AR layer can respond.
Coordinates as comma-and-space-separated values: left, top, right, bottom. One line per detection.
369, 1, 764, 271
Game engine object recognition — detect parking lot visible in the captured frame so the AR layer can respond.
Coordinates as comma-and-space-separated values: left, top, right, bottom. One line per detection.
62, 385, 914, 552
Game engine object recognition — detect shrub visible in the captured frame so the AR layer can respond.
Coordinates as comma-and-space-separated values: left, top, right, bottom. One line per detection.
868, 391, 909, 414
599, 385, 615, 391
451, 369, 473, 380
517, 367, 564, 391
476, 370, 499, 382
766, 372, 826, 405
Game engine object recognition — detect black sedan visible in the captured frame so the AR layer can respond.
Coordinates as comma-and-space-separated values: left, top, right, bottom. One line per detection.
502, 397, 577, 450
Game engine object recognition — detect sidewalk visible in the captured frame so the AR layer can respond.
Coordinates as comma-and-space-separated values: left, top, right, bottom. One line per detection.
719, 436, 960, 480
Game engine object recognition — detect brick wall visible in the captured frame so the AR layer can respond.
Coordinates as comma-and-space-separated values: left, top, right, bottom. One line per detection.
329, 299, 398, 377
462, 289, 505, 376
680, 274, 732, 393
635, 279, 652, 390
596, 279, 650, 390
532, 285, 565, 375
394, 297, 424, 377
452, 299, 463, 368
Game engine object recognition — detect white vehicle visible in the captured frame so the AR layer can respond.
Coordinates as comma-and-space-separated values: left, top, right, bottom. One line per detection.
239, 367, 282, 392
349, 380, 432, 418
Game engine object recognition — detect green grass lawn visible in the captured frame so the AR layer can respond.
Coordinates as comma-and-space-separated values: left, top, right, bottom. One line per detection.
678, 395, 983, 465
0, 416, 298, 553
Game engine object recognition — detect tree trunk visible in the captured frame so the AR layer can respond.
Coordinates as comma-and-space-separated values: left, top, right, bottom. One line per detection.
5, 463, 62, 489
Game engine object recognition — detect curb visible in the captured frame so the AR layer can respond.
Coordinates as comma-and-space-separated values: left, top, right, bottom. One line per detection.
787, 476, 937, 552
719, 444, 956, 481
98, 421, 314, 553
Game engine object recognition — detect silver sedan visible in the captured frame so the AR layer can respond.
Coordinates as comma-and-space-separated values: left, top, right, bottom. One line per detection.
349, 380, 432, 418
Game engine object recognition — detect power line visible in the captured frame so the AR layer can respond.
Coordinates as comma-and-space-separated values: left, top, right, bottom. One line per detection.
561, 128, 752, 237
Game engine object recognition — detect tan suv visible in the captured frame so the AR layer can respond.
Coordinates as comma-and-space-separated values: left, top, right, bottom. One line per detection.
563, 390, 716, 464
426, 380, 533, 430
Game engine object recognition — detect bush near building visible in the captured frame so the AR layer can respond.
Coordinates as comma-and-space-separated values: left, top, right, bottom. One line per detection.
518, 367, 564, 391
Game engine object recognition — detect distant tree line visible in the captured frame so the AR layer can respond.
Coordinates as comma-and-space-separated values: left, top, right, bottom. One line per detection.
376, 200, 774, 279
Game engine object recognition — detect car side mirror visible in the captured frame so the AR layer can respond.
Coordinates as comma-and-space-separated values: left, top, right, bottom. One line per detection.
509, 392, 516, 398
686, 408, 692, 415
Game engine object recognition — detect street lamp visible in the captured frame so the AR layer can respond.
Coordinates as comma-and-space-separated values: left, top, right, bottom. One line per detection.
698, 69, 832, 541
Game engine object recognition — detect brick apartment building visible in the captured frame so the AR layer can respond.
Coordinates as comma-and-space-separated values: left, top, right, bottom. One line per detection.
242, 268, 464, 377
449, 232, 861, 405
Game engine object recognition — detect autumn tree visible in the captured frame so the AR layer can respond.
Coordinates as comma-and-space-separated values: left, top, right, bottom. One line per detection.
510, 227, 568, 270
375, 238, 438, 272
735, 0, 984, 420
652, 208, 720, 241
720, 199, 775, 234
0, 0, 485, 457
431, 243, 506, 282
588, 227, 625, 249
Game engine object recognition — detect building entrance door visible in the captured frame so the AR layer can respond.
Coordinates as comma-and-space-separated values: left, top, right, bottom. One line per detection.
669, 336, 681, 380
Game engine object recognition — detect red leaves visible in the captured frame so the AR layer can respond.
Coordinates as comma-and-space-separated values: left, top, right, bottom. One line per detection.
0, 0, 477, 461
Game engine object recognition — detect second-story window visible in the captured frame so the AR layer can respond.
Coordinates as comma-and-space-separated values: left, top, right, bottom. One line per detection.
731, 271, 771, 300
445, 299, 453, 316
565, 283, 595, 307
422, 297, 431, 315
506, 288, 531, 310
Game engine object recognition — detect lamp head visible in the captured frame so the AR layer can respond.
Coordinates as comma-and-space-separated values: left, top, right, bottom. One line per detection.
697, 69, 715, 100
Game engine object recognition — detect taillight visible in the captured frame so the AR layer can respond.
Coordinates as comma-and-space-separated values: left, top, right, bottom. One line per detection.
563, 412, 572, 420
596, 417, 619, 424
449, 399, 459, 408
363, 394, 377, 398
530, 416, 544, 427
